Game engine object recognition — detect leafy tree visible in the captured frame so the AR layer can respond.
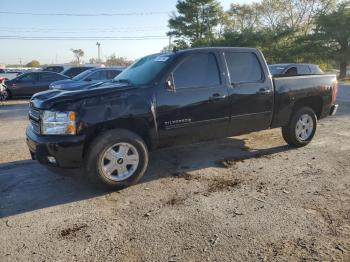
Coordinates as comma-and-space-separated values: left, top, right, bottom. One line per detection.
314, 2, 350, 78
26, 60, 40, 67
105, 54, 132, 67
70, 48, 84, 64
168, 0, 223, 45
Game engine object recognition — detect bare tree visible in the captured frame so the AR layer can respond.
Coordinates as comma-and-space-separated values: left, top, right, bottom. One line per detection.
70, 48, 85, 64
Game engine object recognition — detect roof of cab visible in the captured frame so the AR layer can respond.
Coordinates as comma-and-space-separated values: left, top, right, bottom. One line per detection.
176, 47, 259, 54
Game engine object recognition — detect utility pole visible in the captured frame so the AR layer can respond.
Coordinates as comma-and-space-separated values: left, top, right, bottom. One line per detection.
168, 36, 172, 51
96, 42, 101, 63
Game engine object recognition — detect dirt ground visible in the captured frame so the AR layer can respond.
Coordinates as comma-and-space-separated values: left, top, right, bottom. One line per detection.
0, 85, 350, 261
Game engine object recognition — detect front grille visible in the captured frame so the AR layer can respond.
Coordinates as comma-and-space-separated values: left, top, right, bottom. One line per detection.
29, 105, 41, 134
29, 107, 40, 122
30, 119, 41, 134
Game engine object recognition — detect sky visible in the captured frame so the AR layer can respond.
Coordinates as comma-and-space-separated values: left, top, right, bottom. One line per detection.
0, 0, 254, 65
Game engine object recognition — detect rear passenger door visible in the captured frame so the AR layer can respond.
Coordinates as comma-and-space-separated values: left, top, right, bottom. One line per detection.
224, 51, 274, 135
156, 51, 230, 146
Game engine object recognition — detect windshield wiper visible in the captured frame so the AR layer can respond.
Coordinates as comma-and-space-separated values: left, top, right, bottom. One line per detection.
113, 79, 132, 85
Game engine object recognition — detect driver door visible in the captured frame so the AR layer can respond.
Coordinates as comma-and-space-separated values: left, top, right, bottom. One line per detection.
156, 51, 230, 147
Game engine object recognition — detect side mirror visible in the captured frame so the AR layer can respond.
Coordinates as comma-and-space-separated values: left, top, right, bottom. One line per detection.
85, 78, 92, 82
166, 73, 175, 92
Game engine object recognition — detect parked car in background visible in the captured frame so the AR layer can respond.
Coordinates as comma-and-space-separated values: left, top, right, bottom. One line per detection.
269, 63, 324, 76
49, 67, 124, 91
0, 69, 23, 82
27, 47, 338, 189
42, 65, 95, 78
42, 65, 69, 74
3, 71, 69, 99
0, 83, 7, 100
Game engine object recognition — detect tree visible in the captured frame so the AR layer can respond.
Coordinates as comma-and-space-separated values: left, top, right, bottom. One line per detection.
226, 3, 262, 32
89, 58, 98, 64
105, 54, 132, 67
26, 60, 40, 67
168, 0, 223, 45
70, 48, 84, 64
314, 2, 350, 78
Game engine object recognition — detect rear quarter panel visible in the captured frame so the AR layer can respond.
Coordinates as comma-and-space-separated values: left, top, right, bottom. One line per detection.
271, 74, 337, 128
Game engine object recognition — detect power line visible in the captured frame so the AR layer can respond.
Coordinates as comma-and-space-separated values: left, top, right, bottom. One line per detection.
0, 28, 167, 34
0, 26, 167, 30
0, 11, 170, 17
0, 26, 168, 33
0, 35, 168, 41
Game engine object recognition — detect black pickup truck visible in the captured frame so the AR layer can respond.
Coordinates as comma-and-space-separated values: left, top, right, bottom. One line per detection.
26, 47, 339, 189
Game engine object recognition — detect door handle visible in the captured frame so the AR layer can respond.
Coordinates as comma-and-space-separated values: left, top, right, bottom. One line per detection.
209, 93, 226, 102
256, 88, 272, 95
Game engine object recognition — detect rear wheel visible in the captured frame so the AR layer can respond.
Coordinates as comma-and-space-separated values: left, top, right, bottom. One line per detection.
85, 129, 149, 190
282, 107, 317, 147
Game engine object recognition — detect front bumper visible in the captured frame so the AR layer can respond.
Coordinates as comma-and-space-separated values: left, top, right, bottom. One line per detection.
26, 125, 86, 168
330, 104, 339, 116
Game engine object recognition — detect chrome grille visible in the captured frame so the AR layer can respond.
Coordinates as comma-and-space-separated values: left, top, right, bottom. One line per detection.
30, 119, 41, 134
29, 107, 40, 122
29, 105, 41, 134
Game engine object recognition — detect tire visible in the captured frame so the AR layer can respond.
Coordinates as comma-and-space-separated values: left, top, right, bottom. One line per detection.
85, 129, 149, 190
282, 107, 317, 147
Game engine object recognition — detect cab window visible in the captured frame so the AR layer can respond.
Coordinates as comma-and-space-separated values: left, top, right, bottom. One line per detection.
224, 52, 263, 83
173, 53, 220, 89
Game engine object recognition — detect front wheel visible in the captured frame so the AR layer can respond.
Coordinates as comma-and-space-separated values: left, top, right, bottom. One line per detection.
85, 129, 149, 190
282, 107, 317, 147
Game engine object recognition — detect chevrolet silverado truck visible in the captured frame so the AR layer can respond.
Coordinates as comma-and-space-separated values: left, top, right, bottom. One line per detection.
26, 47, 339, 189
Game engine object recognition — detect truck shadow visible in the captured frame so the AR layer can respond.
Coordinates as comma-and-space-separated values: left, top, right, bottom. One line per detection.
143, 138, 291, 183
0, 138, 292, 218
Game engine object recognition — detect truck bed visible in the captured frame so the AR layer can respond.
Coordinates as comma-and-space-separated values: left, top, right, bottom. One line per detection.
271, 74, 337, 128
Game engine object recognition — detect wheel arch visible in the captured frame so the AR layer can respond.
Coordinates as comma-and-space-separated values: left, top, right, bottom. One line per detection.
83, 118, 154, 158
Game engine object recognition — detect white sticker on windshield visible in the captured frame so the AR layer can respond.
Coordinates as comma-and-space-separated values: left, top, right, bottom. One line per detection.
155, 56, 169, 62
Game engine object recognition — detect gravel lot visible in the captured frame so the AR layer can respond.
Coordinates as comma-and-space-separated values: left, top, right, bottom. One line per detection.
1, 85, 350, 261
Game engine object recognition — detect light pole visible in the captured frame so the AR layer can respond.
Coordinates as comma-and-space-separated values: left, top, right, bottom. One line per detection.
96, 42, 101, 63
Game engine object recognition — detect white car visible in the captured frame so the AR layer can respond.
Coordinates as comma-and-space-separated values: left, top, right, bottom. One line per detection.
0, 83, 8, 101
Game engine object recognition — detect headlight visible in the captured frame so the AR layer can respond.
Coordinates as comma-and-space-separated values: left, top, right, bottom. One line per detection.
50, 84, 61, 90
41, 111, 77, 135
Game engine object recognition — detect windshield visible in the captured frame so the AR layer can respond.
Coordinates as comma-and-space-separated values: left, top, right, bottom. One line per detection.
72, 69, 95, 81
113, 53, 173, 85
269, 65, 288, 75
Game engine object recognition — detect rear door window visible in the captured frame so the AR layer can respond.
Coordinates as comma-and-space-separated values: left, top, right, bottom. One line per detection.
107, 70, 122, 79
173, 53, 220, 89
40, 72, 63, 81
18, 73, 38, 82
64, 67, 91, 78
88, 71, 108, 81
224, 52, 263, 83
297, 65, 312, 74
44, 66, 64, 73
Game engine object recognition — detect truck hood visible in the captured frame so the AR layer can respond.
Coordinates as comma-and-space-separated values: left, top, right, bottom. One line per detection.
50, 79, 105, 91
31, 83, 130, 109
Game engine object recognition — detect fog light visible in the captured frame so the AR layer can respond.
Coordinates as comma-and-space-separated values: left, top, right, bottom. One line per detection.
47, 156, 57, 164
